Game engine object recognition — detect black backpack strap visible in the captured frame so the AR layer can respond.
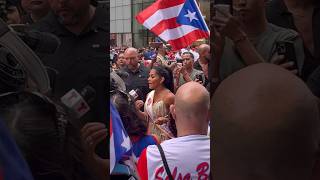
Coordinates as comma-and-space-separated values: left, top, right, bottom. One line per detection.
156, 143, 174, 180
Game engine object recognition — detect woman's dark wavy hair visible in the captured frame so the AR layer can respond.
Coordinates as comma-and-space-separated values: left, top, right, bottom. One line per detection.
110, 79, 147, 137
152, 65, 174, 93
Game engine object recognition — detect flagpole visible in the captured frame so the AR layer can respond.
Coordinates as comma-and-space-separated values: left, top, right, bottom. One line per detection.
193, 0, 210, 34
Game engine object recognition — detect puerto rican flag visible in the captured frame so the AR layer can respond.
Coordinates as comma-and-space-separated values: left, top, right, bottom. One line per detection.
110, 102, 133, 173
136, 0, 209, 50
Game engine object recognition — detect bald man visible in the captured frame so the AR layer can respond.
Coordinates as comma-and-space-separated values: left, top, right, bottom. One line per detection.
194, 44, 210, 87
137, 82, 210, 179
194, 44, 210, 72
124, 47, 150, 101
211, 63, 320, 180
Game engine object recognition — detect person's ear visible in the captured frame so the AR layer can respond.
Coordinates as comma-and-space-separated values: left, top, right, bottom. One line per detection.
170, 104, 176, 120
160, 77, 165, 84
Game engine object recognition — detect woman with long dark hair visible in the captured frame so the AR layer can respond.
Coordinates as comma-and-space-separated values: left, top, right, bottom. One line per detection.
135, 65, 176, 142
110, 76, 157, 178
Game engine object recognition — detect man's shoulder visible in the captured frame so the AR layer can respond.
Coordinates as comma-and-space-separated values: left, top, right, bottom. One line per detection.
139, 64, 150, 73
192, 68, 204, 75
145, 135, 210, 165
148, 135, 210, 151
266, 23, 300, 41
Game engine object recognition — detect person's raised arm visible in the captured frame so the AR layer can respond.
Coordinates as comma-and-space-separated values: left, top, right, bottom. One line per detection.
213, 8, 264, 65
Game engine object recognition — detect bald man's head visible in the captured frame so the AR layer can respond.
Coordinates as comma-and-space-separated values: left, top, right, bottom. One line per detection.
211, 63, 320, 180
172, 82, 210, 136
124, 47, 139, 70
198, 44, 210, 60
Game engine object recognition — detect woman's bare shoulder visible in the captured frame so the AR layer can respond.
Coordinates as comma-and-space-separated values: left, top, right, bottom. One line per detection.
163, 91, 175, 105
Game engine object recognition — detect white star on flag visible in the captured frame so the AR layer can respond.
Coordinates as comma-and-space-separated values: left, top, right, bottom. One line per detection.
184, 9, 198, 22
121, 131, 131, 151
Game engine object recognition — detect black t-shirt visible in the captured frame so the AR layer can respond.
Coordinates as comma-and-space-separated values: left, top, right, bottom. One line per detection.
31, 6, 108, 159
193, 60, 202, 71
31, 6, 108, 125
124, 64, 150, 102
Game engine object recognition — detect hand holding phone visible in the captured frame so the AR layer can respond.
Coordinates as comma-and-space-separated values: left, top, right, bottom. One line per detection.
271, 41, 299, 75
195, 74, 203, 82
275, 41, 297, 64
213, 5, 245, 42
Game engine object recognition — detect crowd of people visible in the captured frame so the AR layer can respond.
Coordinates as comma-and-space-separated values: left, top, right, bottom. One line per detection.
110, 44, 211, 178
0, 0, 108, 180
1, 0, 319, 179
211, 0, 320, 179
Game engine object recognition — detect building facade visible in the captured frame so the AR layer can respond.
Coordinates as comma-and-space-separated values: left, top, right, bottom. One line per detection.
110, 0, 132, 47
110, 0, 210, 48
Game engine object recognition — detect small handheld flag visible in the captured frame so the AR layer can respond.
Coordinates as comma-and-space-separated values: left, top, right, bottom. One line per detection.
110, 102, 132, 173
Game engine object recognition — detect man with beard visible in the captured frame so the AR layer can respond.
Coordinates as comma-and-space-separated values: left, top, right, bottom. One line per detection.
31, 0, 108, 163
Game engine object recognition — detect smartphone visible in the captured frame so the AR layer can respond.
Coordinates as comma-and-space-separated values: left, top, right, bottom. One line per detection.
195, 74, 203, 82
275, 41, 297, 67
176, 59, 183, 63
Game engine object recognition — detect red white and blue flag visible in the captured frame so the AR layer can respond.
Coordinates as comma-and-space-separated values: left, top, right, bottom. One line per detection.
136, 0, 209, 50
110, 102, 133, 173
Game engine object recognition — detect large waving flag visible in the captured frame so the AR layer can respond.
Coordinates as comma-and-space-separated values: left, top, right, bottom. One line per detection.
136, 0, 209, 50
110, 102, 132, 173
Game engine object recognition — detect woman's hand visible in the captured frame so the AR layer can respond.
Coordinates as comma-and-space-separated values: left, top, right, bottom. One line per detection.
81, 122, 108, 179
155, 116, 169, 125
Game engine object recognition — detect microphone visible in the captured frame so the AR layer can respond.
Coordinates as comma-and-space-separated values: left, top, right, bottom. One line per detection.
9, 24, 61, 54
60, 85, 96, 119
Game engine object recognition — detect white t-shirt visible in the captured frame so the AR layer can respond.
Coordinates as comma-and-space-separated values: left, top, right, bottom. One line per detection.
137, 135, 210, 180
